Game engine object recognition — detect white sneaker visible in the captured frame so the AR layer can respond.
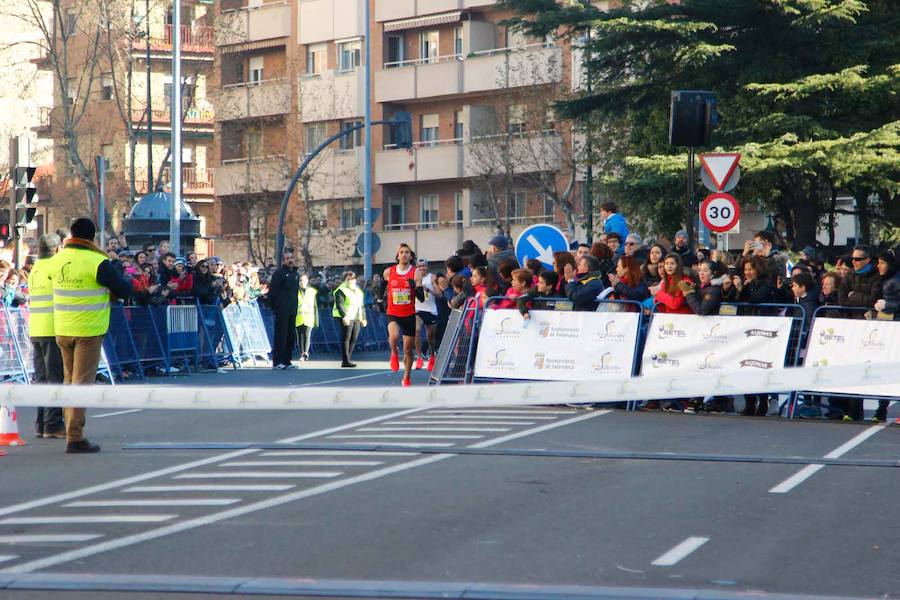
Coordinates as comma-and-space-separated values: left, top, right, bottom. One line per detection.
273, 364, 286, 370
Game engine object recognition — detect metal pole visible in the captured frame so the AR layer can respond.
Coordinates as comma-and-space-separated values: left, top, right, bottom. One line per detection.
363, 0, 373, 280
687, 146, 695, 246
170, 0, 182, 256
146, 0, 153, 192
97, 156, 106, 249
582, 5, 593, 244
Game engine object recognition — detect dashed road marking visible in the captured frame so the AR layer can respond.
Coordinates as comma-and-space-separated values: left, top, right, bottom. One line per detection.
173, 471, 342, 479
652, 537, 710, 566
0, 515, 177, 525
92, 409, 143, 418
357, 427, 510, 432
64, 499, 241, 508
328, 434, 483, 439
124, 485, 294, 493
221, 460, 384, 467
259, 451, 418, 457
0, 535, 102, 544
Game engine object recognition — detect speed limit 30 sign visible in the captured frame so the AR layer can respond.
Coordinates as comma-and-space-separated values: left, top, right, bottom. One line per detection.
700, 192, 740, 232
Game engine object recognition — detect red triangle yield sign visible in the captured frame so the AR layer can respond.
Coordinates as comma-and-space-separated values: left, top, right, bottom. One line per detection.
699, 153, 741, 191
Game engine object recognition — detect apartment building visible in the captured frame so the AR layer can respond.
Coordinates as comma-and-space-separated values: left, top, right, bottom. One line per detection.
37, 0, 216, 239
210, 0, 581, 266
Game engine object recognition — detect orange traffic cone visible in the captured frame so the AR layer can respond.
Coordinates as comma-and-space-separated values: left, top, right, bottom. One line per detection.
0, 404, 26, 446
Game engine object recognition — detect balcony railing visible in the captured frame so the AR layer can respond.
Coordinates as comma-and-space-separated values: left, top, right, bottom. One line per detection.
134, 167, 214, 194
384, 220, 462, 231
133, 25, 214, 54
383, 53, 462, 69
130, 106, 215, 126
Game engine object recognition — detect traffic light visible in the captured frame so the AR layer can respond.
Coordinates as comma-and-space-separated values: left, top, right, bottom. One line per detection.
12, 165, 37, 205
393, 111, 413, 149
8, 135, 38, 240
0, 209, 11, 245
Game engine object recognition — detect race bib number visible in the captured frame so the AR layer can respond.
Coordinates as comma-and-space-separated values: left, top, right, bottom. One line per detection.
392, 288, 411, 305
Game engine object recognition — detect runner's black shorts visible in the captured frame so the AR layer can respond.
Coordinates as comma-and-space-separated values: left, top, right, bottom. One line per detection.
387, 314, 417, 338
416, 311, 437, 326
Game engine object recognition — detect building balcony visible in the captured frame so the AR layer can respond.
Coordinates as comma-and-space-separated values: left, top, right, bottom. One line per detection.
134, 167, 215, 196
374, 44, 561, 103
375, 139, 464, 185
214, 79, 291, 121
306, 148, 363, 201
216, 155, 291, 197
299, 69, 364, 123
131, 104, 215, 129
464, 131, 562, 176
33, 107, 52, 137
375, 0, 497, 21
374, 56, 463, 103
133, 25, 214, 56
299, 0, 364, 45
463, 43, 562, 93
216, 1, 291, 47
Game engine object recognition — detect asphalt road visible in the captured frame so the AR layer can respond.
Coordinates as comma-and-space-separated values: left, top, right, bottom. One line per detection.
1, 354, 898, 599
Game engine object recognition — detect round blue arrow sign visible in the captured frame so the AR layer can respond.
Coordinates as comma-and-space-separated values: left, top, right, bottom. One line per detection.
515, 224, 569, 269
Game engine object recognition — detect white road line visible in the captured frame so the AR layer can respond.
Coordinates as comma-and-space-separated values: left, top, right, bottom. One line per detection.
64, 499, 241, 508
388, 421, 535, 426
425, 410, 574, 415
174, 472, 342, 479
328, 434, 483, 440
92, 409, 143, 418
404, 415, 551, 421
0, 515, 177, 525
769, 424, 886, 494
259, 451, 419, 457
124, 485, 294, 493
0, 406, 426, 519
0, 534, 102, 544
295, 371, 393, 386
357, 427, 510, 433
0, 555, 17, 563
335, 442, 455, 448
220, 461, 383, 467
2, 409, 609, 574
651, 537, 710, 566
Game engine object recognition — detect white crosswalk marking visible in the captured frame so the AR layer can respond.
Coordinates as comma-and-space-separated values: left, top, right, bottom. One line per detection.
386, 420, 535, 426
0, 534, 102, 544
404, 415, 550, 420
123, 485, 295, 493
335, 442, 454, 447
259, 451, 419, 457
328, 434, 483, 439
0, 555, 18, 563
0, 515, 177, 525
425, 410, 575, 415
220, 461, 383, 467
173, 472, 342, 479
357, 427, 510, 432
64, 499, 241, 508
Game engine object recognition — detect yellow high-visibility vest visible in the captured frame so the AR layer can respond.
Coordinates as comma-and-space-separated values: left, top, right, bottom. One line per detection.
28, 254, 59, 338
52, 246, 110, 337
296, 286, 318, 327
331, 282, 364, 321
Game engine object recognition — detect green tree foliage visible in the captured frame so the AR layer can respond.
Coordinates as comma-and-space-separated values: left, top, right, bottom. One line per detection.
499, 0, 899, 247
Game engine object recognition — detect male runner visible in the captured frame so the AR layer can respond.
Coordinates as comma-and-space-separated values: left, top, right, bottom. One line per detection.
384, 244, 417, 386
413, 258, 440, 372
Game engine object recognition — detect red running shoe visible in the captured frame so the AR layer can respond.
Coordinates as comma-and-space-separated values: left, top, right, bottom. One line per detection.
390, 351, 400, 372
415, 356, 424, 370
402, 376, 411, 387
427, 355, 436, 372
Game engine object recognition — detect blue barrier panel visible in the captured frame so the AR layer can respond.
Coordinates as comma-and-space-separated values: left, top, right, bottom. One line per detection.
102, 306, 145, 379
1, 307, 30, 383
197, 303, 237, 369
125, 306, 169, 373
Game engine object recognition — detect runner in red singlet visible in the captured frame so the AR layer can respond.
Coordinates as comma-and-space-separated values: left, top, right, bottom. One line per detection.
384, 243, 417, 386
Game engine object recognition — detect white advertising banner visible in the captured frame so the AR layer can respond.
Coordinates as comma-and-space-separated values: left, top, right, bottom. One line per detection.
473, 309, 640, 381
640, 313, 793, 376
803, 317, 900, 398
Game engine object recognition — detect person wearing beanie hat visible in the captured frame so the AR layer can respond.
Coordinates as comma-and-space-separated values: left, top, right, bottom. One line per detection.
51, 218, 133, 454
672, 229, 697, 268
486, 234, 515, 272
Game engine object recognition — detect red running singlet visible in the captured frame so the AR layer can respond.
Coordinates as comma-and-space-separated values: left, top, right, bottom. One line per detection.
386, 264, 416, 318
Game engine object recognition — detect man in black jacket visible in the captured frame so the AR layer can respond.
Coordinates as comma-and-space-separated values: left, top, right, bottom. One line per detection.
839, 245, 882, 311
563, 255, 607, 311
268, 249, 301, 369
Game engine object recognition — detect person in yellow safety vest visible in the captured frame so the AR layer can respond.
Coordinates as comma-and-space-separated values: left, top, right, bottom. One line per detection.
295, 274, 318, 362
29, 233, 65, 439
52, 218, 133, 454
332, 271, 367, 368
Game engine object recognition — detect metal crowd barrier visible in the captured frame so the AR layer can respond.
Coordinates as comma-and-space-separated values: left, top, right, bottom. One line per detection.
255, 306, 390, 359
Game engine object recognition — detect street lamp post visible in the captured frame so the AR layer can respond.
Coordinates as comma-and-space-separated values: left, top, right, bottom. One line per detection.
170, 0, 182, 256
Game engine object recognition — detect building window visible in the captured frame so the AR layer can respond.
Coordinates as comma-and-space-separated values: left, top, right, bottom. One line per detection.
507, 189, 527, 222
66, 78, 77, 105
248, 56, 264, 83
386, 34, 404, 67
307, 43, 326, 75
164, 77, 194, 111
454, 27, 463, 57
420, 113, 439, 146
420, 194, 438, 228
340, 199, 363, 230
454, 191, 464, 224
508, 104, 526, 136
419, 30, 439, 63
101, 73, 113, 101
65, 9, 77, 36
543, 193, 555, 217
337, 40, 361, 72
339, 121, 363, 150
246, 130, 262, 159
453, 110, 465, 142
305, 122, 326, 153
387, 196, 405, 229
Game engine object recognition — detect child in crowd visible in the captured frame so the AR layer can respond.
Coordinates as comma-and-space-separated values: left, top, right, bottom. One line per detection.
492, 268, 533, 309
449, 274, 474, 309
517, 270, 559, 320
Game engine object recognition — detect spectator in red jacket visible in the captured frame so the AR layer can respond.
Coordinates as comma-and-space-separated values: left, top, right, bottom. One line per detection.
652, 253, 694, 314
